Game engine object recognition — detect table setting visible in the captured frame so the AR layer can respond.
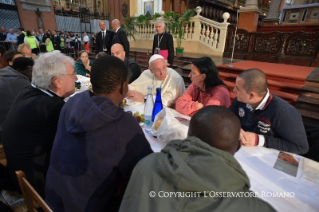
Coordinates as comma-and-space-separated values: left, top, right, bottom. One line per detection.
69, 77, 319, 211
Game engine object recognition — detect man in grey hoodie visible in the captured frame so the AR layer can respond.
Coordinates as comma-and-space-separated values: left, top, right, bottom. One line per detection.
120, 106, 275, 212
45, 55, 153, 212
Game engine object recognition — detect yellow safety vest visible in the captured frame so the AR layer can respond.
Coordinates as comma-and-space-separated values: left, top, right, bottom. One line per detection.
46, 39, 54, 52
60, 37, 65, 47
26, 36, 37, 48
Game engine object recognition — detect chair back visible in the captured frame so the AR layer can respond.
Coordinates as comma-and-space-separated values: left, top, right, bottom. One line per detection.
15, 170, 53, 212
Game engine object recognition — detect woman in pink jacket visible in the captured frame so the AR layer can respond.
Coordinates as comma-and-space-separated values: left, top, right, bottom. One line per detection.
176, 57, 230, 116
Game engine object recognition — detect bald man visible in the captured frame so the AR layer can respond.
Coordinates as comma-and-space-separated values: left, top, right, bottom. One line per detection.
95, 20, 114, 54
119, 106, 275, 212
111, 43, 141, 83
111, 19, 129, 58
229, 69, 308, 154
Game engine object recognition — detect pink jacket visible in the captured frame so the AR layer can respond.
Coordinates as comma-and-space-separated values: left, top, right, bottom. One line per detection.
176, 84, 231, 116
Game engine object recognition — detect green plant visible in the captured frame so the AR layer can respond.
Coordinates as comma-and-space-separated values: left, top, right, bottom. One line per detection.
136, 14, 152, 25
121, 16, 138, 40
165, 9, 195, 48
152, 13, 161, 20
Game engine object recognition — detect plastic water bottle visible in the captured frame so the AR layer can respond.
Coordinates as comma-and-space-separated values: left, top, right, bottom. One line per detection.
152, 87, 163, 122
144, 85, 154, 130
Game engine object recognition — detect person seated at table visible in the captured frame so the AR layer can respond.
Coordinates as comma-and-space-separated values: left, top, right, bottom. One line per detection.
45, 55, 153, 212
229, 69, 308, 154
2, 51, 77, 198
0, 57, 33, 144
96, 51, 107, 58
128, 54, 185, 107
176, 57, 230, 116
75, 50, 92, 77
0, 50, 23, 69
119, 106, 275, 212
111, 43, 141, 83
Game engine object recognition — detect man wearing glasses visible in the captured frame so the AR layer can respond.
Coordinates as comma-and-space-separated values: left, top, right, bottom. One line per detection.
2, 51, 77, 198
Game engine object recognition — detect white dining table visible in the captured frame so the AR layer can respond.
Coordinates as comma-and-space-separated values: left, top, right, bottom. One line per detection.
124, 102, 319, 212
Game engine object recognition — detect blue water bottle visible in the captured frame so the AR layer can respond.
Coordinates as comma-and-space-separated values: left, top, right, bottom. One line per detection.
152, 87, 163, 122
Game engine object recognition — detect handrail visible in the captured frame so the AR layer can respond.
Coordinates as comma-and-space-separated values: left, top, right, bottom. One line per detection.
130, 6, 230, 54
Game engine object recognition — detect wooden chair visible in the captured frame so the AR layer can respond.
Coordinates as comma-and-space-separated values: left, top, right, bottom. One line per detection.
15, 170, 53, 212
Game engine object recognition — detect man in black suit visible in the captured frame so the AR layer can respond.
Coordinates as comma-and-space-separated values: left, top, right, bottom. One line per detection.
152, 20, 174, 66
52, 30, 61, 51
111, 19, 129, 58
95, 20, 114, 55
2, 51, 78, 198
17, 27, 25, 46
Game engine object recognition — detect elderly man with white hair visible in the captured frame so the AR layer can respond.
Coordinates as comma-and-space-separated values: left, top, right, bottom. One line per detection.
111, 19, 129, 58
128, 54, 185, 107
2, 51, 77, 198
152, 20, 174, 66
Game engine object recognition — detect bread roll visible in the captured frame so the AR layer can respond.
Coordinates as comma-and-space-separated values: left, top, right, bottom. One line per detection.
155, 119, 164, 130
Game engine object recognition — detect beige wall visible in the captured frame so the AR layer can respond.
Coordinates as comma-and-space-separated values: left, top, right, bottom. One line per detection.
130, 0, 138, 16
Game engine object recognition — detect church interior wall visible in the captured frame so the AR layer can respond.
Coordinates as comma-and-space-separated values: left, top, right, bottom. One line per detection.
16, 0, 57, 31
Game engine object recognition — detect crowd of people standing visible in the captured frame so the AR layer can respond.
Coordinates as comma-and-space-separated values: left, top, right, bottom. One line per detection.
0, 25, 97, 58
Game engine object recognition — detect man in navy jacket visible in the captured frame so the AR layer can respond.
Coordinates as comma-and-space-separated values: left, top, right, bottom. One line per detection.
45, 55, 153, 212
228, 69, 309, 154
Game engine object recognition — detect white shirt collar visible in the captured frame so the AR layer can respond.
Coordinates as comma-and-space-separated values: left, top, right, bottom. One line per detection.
246, 89, 270, 111
101, 30, 106, 33
31, 84, 61, 97
115, 27, 120, 33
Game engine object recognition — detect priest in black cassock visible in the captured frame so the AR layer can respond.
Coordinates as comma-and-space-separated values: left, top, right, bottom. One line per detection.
152, 20, 174, 66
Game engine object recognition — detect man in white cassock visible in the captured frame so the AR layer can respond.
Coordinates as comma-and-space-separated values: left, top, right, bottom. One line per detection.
127, 54, 185, 107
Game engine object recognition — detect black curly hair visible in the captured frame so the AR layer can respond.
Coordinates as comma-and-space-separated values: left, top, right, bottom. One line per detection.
90, 55, 128, 94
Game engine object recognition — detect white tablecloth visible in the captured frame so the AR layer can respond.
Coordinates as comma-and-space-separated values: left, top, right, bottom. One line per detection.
125, 103, 319, 212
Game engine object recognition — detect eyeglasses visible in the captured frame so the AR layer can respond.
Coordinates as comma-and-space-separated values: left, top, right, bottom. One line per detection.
61, 71, 77, 78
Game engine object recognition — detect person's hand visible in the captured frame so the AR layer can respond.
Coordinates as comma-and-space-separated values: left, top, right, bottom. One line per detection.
85, 64, 91, 72
240, 130, 257, 147
239, 128, 247, 144
127, 90, 144, 102
197, 102, 204, 110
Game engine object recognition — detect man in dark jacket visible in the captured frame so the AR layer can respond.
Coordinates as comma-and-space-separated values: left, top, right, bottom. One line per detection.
119, 106, 275, 212
52, 30, 61, 51
111, 19, 129, 58
229, 68, 309, 154
111, 43, 141, 83
95, 20, 114, 54
45, 55, 153, 212
2, 52, 77, 198
0, 57, 33, 143
16, 27, 25, 45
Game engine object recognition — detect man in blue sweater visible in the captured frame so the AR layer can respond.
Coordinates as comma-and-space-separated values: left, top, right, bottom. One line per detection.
229, 69, 309, 154
45, 55, 153, 211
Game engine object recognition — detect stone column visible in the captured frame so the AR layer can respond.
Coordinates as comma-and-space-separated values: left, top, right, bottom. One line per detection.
238, 0, 261, 32
263, 0, 283, 26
